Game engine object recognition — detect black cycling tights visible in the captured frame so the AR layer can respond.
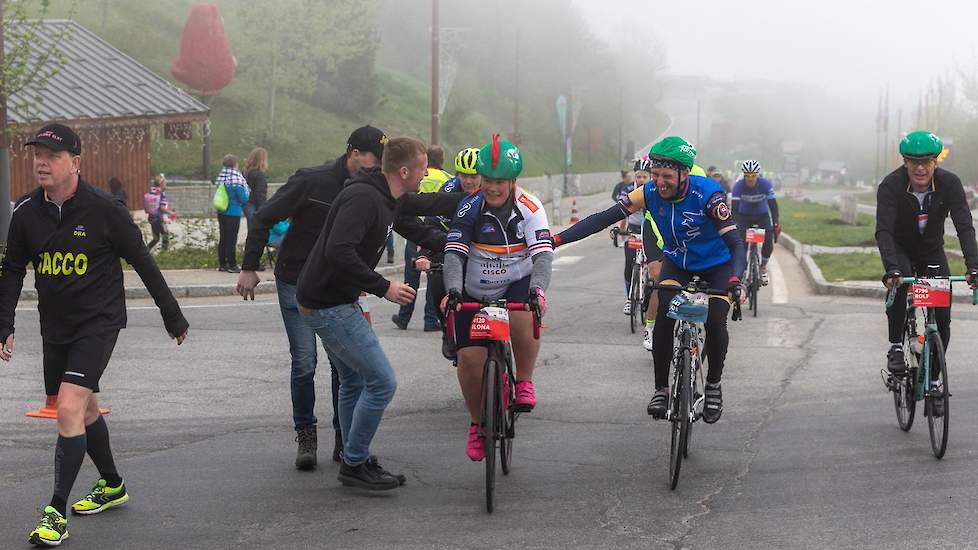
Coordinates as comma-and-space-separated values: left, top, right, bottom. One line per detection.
652, 290, 730, 389
887, 283, 951, 350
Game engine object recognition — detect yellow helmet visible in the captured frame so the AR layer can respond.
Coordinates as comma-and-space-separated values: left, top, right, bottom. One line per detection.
454, 147, 479, 175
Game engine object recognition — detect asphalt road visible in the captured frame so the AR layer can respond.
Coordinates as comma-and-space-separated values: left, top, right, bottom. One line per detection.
3, 233, 978, 549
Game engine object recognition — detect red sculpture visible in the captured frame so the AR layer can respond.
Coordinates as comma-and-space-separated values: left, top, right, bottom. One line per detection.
170, 3, 236, 95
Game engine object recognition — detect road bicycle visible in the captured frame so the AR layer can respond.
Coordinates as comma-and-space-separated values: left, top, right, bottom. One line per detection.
447, 298, 541, 513
744, 225, 765, 317
883, 272, 976, 458
650, 278, 741, 489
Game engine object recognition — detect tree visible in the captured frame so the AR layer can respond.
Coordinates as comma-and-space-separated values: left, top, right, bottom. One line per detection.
235, 0, 379, 140
0, 0, 72, 244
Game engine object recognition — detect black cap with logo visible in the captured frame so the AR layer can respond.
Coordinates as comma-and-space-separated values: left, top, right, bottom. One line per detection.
346, 125, 388, 160
26, 123, 82, 156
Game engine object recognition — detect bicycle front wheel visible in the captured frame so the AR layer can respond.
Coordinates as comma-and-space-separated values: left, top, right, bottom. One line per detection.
894, 318, 917, 431
926, 333, 949, 459
630, 265, 641, 333
669, 349, 691, 490
500, 363, 515, 475
483, 358, 499, 512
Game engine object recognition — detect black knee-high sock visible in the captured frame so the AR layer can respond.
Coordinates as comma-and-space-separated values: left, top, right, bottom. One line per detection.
85, 415, 121, 487
51, 434, 87, 516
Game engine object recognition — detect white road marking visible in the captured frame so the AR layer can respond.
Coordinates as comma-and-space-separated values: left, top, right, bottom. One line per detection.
769, 254, 788, 304
553, 255, 583, 265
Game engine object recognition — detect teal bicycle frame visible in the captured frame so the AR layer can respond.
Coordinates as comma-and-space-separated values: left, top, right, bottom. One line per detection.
885, 275, 978, 401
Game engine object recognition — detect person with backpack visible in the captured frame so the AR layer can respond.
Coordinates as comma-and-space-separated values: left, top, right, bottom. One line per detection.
145, 175, 175, 251
214, 155, 250, 272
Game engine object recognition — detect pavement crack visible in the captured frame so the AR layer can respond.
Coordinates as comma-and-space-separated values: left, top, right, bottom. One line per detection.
667, 312, 824, 550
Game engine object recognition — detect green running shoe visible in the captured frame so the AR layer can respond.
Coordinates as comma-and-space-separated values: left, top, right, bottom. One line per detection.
71, 479, 129, 515
28, 506, 68, 546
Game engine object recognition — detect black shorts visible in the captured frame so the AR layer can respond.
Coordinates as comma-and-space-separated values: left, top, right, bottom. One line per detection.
453, 276, 531, 350
43, 331, 120, 395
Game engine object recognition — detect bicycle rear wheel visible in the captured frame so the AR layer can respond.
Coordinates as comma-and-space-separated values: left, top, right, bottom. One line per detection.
669, 350, 691, 490
630, 265, 641, 333
926, 332, 949, 459
483, 358, 499, 512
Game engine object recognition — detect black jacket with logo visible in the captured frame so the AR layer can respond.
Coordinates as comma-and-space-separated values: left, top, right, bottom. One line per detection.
0, 181, 188, 343
296, 168, 456, 309
875, 166, 978, 273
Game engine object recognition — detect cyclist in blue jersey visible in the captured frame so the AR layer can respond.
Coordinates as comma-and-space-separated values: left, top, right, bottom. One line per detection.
553, 136, 745, 423
617, 159, 651, 315
443, 136, 552, 461
731, 160, 780, 285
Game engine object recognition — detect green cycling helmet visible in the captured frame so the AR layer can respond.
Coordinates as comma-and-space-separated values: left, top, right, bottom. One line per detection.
648, 136, 696, 169
476, 134, 522, 180
899, 131, 943, 159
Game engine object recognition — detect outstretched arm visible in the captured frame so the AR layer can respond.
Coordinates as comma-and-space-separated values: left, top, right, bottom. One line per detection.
554, 187, 644, 247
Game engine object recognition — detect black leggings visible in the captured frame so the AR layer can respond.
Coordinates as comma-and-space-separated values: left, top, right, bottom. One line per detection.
886, 252, 951, 350
652, 262, 732, 388
736, 214, 773, 260
217, 213, 241, 268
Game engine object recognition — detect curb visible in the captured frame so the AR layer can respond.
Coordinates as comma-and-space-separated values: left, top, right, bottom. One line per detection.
780, 233, 975, 304
17, 264, 406, 302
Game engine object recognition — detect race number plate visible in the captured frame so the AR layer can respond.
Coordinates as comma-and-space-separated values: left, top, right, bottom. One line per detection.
470, 306, 511, 341
626, 236, 644, 250
745, 228, 766, 244
911, 278, 951, 308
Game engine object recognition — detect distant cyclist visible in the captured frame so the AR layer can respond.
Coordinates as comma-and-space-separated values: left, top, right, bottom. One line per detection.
617, 160, 647, 316
443, 135, 552, 461
731, 160, 780, 285
554, 136, 745, 423
876, 130, 978, 375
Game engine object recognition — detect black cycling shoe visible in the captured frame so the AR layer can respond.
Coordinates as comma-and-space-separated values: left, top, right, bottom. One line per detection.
647, 388, 668, 419
338, 460, 400, 490
928, 382, 945, 417
703, 383, 723, 424
887, 348, 906, 374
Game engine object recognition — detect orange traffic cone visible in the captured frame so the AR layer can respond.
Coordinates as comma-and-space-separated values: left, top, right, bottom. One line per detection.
25, 395, 110, 419
569, 198, 580, 224
359, 292, 372, 325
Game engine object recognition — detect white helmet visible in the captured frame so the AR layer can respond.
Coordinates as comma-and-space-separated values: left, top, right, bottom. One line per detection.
742, 160, 761, 174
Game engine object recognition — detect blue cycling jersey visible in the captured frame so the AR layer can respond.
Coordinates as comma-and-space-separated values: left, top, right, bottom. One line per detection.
643, 175, 732, 271
731, 177, 776, 217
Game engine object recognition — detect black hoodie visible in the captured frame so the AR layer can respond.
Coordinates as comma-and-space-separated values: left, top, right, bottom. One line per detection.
296, 167, 453, 309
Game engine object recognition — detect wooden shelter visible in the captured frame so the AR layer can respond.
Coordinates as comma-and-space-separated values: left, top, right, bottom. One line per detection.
7, 20, 209, 209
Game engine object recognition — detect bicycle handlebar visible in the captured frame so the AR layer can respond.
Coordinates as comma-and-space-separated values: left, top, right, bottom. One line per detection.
884, 275, 978, 308
446, 301, 541, 341
648, 283, 743, 321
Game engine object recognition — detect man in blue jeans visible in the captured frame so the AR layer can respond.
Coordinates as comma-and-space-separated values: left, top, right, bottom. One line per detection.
238, 126, 388, 470
297, 137, 448, 490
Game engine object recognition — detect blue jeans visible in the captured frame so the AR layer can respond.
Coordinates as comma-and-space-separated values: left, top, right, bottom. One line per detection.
397, 241, 440, 327
276, 281, 339, 433
301, 302, 397, 466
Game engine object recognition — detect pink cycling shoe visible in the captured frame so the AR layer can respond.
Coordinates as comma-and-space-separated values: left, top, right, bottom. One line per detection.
515, 380, 536, 412
466, 424, 485, 461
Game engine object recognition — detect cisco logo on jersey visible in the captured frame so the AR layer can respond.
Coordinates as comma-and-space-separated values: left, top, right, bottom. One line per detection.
481, 259, 508, 276
36, 251, 89, 276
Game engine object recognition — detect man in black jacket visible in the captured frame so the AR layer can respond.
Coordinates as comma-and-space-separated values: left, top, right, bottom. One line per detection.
876, 130, 978, 376
236, 126, 386, 470
296, 136, 445, 491
0, 124, 188, 547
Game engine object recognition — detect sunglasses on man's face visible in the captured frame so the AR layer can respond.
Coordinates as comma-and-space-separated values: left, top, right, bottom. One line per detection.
904, 157, 935, 167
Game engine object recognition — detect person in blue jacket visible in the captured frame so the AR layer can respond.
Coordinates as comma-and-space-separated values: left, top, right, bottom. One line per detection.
215, 154, 251, 272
